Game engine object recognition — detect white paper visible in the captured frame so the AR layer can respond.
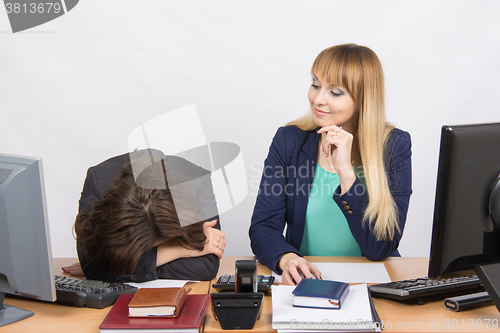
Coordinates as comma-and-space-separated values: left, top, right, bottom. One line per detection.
272, 284, 379, 332
273, 262, 391, 284
128, 279, 195, 289
313, 263, 391, 284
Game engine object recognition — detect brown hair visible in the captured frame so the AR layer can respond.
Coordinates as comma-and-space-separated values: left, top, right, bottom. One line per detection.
75, 160, 206, 275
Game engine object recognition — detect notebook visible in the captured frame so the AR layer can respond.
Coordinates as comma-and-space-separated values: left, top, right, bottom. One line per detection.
99, 293, 209, 332
128, 287, 188, 317
272, 284, 381, 332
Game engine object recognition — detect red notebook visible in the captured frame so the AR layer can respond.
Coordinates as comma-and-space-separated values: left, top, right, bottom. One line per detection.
99, 293, 210, 332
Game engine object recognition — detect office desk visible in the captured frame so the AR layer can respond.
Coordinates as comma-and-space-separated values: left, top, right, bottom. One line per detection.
3, 258, 210, 333
206, 256, 500, 333
4, 257, 500, 332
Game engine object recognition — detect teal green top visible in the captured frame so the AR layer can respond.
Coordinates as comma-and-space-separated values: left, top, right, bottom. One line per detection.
299, 163, 362, 256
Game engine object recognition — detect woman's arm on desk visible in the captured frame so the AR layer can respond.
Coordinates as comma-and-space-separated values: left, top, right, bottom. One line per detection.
156, 220, 226, 265
75, 220, 225, 282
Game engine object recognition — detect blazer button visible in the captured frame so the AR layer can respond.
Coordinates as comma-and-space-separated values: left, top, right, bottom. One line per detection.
344, 205, 351, 210
347, 210, 353, 215
341, 201, 348, 205
145, 273, 153, 279
130, 275, 138, 281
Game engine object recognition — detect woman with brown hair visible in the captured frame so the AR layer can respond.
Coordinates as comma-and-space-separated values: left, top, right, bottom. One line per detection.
249, 43, 412, 285
64, 151, 225, 282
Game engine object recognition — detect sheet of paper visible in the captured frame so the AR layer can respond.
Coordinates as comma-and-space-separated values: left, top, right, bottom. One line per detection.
273, 262, 391, 284
128, 279, 195, 289
272, 284, 379, 331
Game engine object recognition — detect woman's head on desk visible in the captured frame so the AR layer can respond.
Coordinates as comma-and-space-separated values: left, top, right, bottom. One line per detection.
75, 160, 207, 275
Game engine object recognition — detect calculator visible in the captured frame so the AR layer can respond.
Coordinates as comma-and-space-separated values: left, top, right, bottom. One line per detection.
212, 274, 275, 293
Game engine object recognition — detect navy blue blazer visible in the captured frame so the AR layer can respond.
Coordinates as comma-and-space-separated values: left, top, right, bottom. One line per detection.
249, 126, 412, 274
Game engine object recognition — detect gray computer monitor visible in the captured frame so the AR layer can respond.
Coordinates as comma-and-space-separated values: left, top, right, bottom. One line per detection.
0, 154, 56, 327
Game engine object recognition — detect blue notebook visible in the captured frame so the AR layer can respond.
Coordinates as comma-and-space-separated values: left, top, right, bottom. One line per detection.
292, 279, 350, 309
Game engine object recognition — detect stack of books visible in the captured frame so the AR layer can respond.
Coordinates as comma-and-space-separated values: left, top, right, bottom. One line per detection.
99, 288, 209, 333
272, 283, 381, 333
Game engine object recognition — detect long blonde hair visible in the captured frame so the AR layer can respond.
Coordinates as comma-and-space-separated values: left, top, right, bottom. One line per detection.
287, 43, 398, 240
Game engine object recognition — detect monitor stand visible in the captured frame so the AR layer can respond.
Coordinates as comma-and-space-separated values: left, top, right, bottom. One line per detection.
476, 262, 500, 313
0, 292, 34, 327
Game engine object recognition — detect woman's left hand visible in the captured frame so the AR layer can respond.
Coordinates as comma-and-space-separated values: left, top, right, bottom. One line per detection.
317, 125, 357, 194
62, 262, 84, 276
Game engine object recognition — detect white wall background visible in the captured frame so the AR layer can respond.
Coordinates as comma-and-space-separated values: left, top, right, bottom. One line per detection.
1, 0, 500, 260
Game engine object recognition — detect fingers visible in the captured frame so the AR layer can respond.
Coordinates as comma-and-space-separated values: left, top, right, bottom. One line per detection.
280, 253, 299, 285
309, 264, 322, 280
291, 265, 313, 285
319, 126, 348, 157
281, 270, 295, 286
318, 128, 354, 173
204, 224, 225, 242
279, 254, 322, 286
204, 228, 226, 259
203, 219, 218, 228
203, 219, 225, 258
207, 239, 224, 259
293, 261, 316, 283
316, 124, 342, 135
213, 233, 226, 258
61, 262, 79, 272
62, 262, 84, 276
284, 264, 302, 286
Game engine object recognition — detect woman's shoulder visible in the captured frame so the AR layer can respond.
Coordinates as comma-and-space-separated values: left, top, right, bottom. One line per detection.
89, 153, 129, 174
270, 125, 317, 155
389, 127, 410, 139
385, 127, 412, 163
275, 125, 315, 142
387, 127, 411, 147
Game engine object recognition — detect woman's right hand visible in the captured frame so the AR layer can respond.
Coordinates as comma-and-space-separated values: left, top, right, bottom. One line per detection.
279, 252, 322, 285
156, 219, 225, 266
202, 219, 226, 260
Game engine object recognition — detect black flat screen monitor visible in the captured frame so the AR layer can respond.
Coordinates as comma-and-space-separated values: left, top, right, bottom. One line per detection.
428, 123, 500, 278
0, 154, 56, 327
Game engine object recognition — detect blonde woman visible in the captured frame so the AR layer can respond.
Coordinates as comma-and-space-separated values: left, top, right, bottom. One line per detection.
249, 44, 412, 285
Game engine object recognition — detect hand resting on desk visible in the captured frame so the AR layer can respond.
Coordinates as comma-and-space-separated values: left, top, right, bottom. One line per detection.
279, 252, 322, 285
62, 262, 84, 276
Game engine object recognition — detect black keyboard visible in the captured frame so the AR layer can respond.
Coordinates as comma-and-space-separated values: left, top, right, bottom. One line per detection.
55, 275, 137, 308
369, 275, 484, 304
212, 274, 275, 293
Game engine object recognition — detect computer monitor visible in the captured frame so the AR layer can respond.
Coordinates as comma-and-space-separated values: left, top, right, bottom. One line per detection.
0, 154, 56, 327
428, 123, 500, 278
